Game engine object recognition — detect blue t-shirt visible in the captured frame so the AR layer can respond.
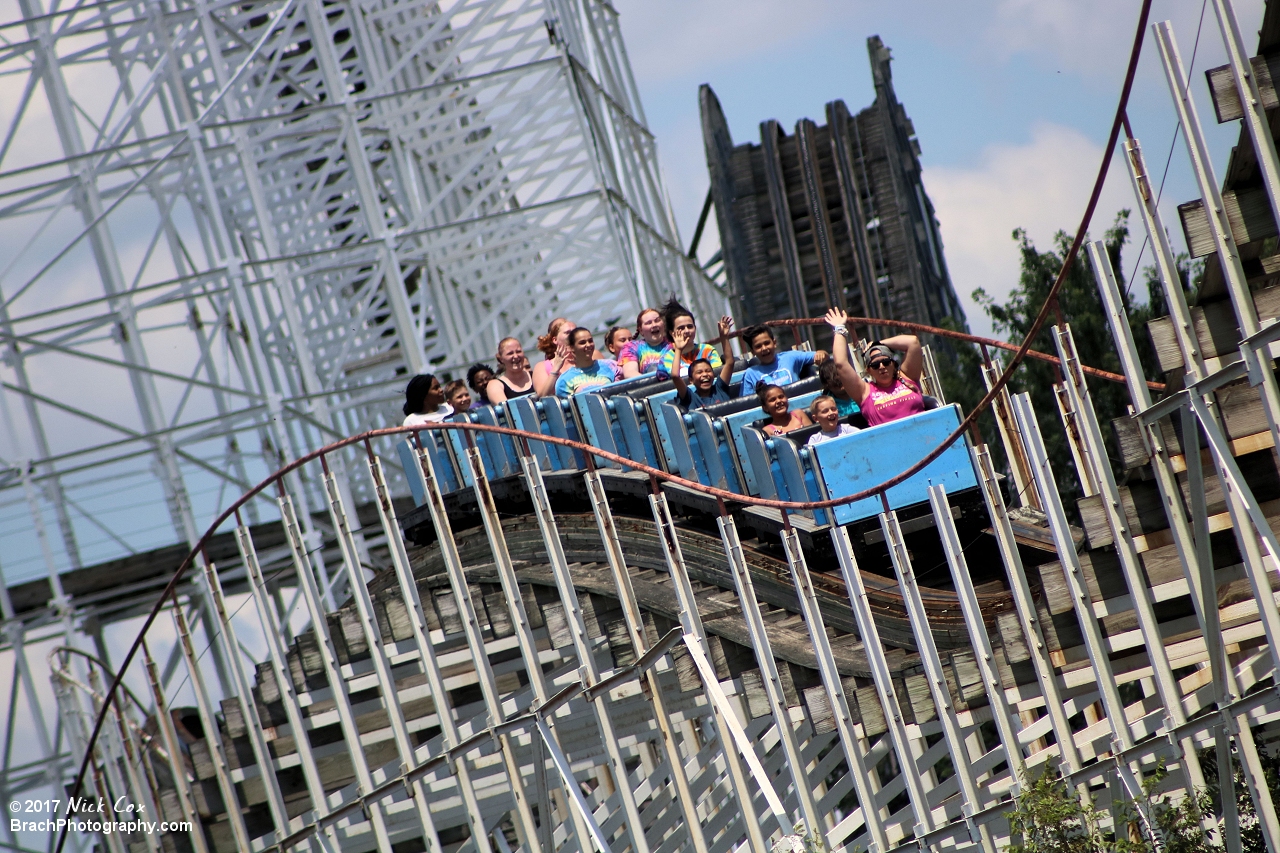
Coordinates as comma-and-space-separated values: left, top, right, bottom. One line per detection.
740, 350, 816, 396
678, 377, 733, 411
555, 360, 618, 397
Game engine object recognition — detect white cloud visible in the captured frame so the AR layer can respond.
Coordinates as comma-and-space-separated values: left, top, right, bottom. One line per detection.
612, 0, 848, 84
925, 122, 1133, 339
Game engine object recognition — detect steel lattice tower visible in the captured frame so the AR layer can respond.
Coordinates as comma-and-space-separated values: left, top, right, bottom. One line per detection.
0, 0, 721, 820
0, 1, 725, 601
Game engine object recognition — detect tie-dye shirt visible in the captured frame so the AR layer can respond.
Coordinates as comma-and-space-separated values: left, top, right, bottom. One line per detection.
555, 360, 618, 397
658, 343, 723, 378
617, 339, 670, 375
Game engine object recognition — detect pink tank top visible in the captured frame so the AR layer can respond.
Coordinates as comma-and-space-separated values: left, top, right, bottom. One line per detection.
861, 376, 926, 426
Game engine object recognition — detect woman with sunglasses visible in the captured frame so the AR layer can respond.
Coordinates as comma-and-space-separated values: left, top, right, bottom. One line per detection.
823, 307, 925, 426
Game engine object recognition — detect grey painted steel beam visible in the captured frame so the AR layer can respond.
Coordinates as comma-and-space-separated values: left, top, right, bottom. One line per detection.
779, 524, 888, 853
463, 439, 593, 851
716, 511, 822, 840
969, 444, 1080, 773
583, 470, 708, 853
878, 509, 993, 852
646, 490, 769, 852
830, 524, 935, 841
279, 492, 397, 853
521, 455, 650, 853
407, 438, 541, 848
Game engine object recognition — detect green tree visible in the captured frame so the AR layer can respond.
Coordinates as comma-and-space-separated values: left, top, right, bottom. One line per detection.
1007, 763, 1106, 853
1201, 743, 1280, 853
1007, 761, 1220, 853
942, 212, 1187, 511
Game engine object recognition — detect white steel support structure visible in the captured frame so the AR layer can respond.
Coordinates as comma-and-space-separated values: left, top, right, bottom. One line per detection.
0, 0, 722, 811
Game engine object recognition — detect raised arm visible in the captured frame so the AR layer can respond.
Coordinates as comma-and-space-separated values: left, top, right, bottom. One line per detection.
880, 333, 923, 384
824, 308, 868, 403
716, 316, 736, 384
533, 351, 567, 397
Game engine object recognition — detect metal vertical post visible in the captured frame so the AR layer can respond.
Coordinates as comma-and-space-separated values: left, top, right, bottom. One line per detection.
462, 436, 593, 850
1052, 316, 1207, 794
1212, 0, 1280, 241
1010, 393, 1160, 834
829, 524, 936, 841
364, 447, 494, 853
278, 491, 397, 853
1009, 395, 1136, 751
878, 508, 994, 852
171, 601, 252, 852
583, 469, 709, 853
927, 485, 1025, 783
235, 520, 338, 850
200, 559, 293, 843
646, 488, 769, 852
409, 435, 542, 847
979, 357, 1039, 510
51, 665, 125, 853
320, 461, 445, 852
521, 453, 651, 853
141, 639, 209, 853
970, 445, 1081, 773
1092, 242, 1246, 846
1121, 136, 1205, 377
716, 509, 823, 839
1156, 21, 1280, 454
778, 524, 889, 853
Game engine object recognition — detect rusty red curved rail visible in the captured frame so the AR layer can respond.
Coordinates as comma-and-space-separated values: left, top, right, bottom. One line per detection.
57, 0, 1156, 845
758, 315, 1165, 392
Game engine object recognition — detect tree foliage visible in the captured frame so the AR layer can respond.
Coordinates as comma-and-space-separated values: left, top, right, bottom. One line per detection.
1007, 762, 1221, 853
936, 212, 1200, 510
1201, 744, 1280, 853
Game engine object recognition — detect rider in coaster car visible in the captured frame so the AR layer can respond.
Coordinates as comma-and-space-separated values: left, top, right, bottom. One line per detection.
467, 363, 495, 406
618, 307, 669, 378
555, 328, 619, 397
824, 307, 926, 426
670, 316, 737, 410
658, 298, 725, 378
739, 324, 828, 397
444, 379, 476, 413
604, 325, 633, 359
806, 395, 859, 445
488, 336, 536, 404
402, 373, 454, 426
757, 383, 812, 436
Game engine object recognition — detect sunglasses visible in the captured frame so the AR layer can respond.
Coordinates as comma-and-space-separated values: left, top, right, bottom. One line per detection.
868, 359, 895, 370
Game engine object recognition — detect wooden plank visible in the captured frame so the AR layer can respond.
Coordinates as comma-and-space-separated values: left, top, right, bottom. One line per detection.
1148, 284, 1280, 372
1178, 188, 1277, 258
1206, 55, 1280, 123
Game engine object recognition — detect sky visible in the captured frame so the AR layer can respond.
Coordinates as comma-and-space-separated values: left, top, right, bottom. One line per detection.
611, 0, 1263, 338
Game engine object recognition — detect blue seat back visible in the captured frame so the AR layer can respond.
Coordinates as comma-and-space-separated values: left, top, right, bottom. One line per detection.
645, 388, 682, 471
545, 397, 588, 468
504, 396, 558, 471
811, 404, 978, 524
470, 405, 519, 478
723, 390, 823, 495
573, 390, 623, 468
400, 429, 461, 494
397, 439, 427, 506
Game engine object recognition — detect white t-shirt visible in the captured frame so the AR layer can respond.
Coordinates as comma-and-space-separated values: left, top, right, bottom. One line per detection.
807, 423, 858, 446
403, 404, 454, 427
